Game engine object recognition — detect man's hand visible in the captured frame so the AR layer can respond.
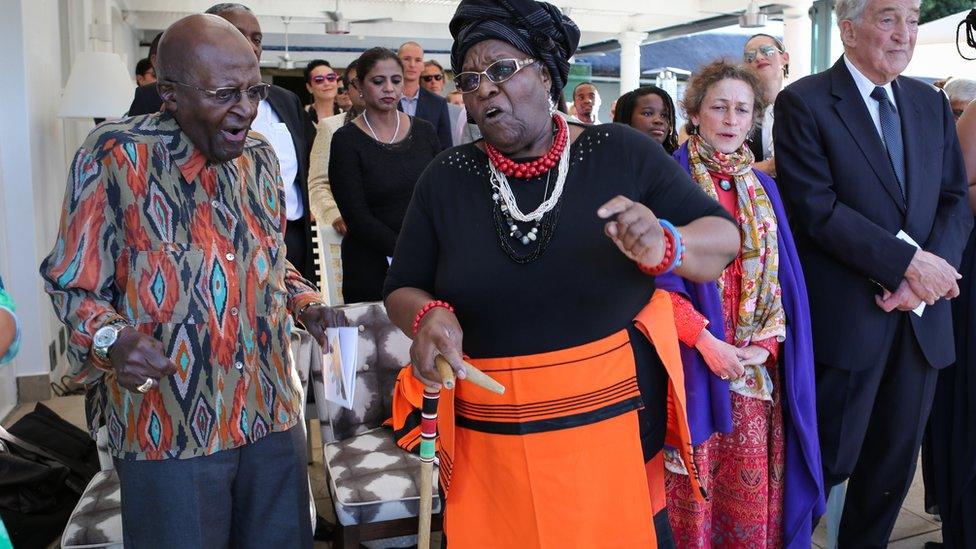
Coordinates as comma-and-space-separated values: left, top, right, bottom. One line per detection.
332, 217, 348, 236
299, 303, 347, 352
109, 327, 178, 393
597, 196, 665, 267
905, 249, 961, 304
875, 280, 924, 313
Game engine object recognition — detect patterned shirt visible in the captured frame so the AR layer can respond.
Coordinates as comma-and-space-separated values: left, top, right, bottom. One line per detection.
40, 112, 322, 460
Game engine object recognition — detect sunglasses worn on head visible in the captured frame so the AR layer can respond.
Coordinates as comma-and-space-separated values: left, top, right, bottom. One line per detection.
312, 73, 338, 84
454, 58, 536, 93
168, 80, 270, 104
421, 74, 444, 82
744, 44, 781, 63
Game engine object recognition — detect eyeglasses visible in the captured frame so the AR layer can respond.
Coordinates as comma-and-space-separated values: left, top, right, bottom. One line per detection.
312, 73, 338, 84
454, 58, 536, 93
744, 44, 781, 63
421, 74, 444, 82
167, 80, 270, 104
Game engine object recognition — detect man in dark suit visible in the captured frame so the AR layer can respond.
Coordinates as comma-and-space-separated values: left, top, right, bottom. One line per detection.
397, 41, 451, 150
774, 0, 972, 546
127, 32, 164, 116
208, 3, 317, 285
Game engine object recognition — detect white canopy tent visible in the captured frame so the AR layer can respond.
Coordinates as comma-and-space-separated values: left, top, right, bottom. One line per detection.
905, 9, 976, 80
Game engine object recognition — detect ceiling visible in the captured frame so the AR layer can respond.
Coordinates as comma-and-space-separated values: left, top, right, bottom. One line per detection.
120, 0, 801, 68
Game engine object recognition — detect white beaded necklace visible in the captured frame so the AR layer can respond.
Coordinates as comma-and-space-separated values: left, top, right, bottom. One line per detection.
488, 133, 570, 223
363, 110, 400, 144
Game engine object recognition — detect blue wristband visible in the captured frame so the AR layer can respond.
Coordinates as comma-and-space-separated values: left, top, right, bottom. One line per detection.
658, 219, 684, 273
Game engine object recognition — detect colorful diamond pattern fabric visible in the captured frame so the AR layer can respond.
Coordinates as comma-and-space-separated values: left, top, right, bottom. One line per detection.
40, 111, 322, 460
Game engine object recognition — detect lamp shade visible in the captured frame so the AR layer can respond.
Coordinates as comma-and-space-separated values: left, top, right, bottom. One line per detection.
58, 51, 135, 119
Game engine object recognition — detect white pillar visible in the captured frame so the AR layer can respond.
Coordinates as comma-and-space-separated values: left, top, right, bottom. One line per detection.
782, 3, 813, 80
618, 31, 648, 98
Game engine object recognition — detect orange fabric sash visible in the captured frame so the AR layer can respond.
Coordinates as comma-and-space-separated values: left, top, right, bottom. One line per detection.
390, 290, 702, 547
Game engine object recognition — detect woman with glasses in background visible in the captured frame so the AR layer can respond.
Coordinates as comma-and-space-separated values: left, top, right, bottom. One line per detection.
743, 34, 790, 177
304, 59, 342, 125
329, 47, 440, 302
614, 85, 680, 154
385, 1, 740, 545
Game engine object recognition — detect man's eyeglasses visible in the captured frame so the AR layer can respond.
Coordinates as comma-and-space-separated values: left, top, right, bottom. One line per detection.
744, 44, 781, 63
167, 80, 270, 104
421, 74, 444, 82
454, 58, 536, 93
312, 73, 338, 84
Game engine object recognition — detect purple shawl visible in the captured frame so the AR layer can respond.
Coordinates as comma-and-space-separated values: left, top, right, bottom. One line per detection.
657, 143, 825, 548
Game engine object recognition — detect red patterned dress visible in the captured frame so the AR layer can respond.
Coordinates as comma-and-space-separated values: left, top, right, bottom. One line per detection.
664, 171, 786, 548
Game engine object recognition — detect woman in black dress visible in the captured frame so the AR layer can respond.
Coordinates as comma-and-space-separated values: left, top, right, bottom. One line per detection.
329, 48, 441, 302
383, 1, 740, 545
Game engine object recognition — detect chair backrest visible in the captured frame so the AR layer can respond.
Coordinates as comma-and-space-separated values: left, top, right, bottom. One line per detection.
313, 222, 344, 306
311, 302, 412, 443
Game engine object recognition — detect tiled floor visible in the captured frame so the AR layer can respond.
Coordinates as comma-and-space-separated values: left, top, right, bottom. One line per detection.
4, 395, 943, 548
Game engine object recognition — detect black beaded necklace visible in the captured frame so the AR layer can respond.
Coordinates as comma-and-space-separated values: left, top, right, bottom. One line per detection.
487, 168, 565, 264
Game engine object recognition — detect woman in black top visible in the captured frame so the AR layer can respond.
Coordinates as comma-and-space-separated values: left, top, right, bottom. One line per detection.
383, 1, 739, 546
329, 48, 440, 302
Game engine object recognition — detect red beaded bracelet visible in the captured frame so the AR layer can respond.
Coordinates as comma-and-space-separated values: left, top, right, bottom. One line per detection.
638, 229, 677, 276
412, 300, 455, 335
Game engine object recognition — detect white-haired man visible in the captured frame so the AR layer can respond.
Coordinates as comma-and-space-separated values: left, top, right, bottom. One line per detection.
943, 77, 976, 120
774, 0, 972, 546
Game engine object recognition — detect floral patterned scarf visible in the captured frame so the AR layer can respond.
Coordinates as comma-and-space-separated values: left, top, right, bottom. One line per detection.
686, 135, 785, 349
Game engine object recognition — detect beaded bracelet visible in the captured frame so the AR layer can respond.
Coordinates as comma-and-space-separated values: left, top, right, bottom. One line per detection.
412, 300, 455, 335
659, 219, 685, 270
639, 220, 684, 276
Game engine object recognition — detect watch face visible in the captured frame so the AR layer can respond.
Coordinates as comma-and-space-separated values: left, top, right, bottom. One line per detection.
93, 326, 118, 349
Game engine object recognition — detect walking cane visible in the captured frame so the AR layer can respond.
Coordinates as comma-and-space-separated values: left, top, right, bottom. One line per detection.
417, 356, 506, 548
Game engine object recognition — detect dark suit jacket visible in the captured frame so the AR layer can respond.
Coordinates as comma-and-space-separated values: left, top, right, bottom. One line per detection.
774, 57, 972, 371
266, 85, 317, 281
127, 84, 163, 116
414, 87, 452, 151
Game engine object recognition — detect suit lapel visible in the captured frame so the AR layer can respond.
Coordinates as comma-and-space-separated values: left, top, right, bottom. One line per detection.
831, 59, 907, 212
893, 78, 923, 216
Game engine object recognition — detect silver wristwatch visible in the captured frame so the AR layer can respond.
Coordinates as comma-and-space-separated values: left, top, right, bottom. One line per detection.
92, 322, 127, 362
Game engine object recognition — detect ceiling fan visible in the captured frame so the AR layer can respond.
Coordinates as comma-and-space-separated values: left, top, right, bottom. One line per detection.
325, 0, 393, 34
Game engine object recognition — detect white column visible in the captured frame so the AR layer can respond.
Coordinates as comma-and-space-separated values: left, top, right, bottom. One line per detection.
618, 31, 648, 98
782, 3, 813, 80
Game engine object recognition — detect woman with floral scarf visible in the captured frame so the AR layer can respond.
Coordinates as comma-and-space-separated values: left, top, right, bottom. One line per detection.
658, 60, 824, 548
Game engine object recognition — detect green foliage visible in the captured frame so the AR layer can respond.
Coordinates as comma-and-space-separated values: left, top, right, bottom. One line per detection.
920, 0, 972, 25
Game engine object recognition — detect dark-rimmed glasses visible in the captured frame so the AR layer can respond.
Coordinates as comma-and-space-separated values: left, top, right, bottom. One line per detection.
744, 44, 781, 63
454, 58, 536, 93
312, 73, 338, 84
167, 80, 270, 104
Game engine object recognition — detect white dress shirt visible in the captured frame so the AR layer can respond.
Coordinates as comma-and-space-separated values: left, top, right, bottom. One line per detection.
400, 88, 420, 116
252, 100, 303, 221
844, 55, 898, 140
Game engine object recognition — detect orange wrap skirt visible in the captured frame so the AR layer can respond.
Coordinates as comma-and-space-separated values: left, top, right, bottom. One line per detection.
392, 291, 702, 548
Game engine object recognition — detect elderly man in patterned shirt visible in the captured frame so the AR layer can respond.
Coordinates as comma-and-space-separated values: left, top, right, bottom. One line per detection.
40, 14, 339, 548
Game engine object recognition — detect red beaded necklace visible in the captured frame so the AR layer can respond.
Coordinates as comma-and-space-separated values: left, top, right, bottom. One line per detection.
485, 114, 568, 179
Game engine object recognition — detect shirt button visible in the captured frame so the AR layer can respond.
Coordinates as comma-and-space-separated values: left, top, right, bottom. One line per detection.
225, 252, 235, 261
230, 307, 239, 316
235, 361, 244, 370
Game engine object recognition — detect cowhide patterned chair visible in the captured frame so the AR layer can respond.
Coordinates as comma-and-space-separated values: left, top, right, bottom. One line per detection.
60, 329, 320, 549
310, 302, 442, 549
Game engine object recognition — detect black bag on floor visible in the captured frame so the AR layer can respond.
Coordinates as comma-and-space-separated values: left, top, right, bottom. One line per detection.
0, 403, 98, 548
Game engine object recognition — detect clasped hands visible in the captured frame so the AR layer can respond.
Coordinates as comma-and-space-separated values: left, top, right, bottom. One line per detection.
876, 249, 961, 313
695, 329, 769, 381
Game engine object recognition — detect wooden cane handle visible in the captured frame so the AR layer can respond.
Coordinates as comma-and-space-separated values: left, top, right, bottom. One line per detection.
435, 355, 506, 395
435, 357, 457, 389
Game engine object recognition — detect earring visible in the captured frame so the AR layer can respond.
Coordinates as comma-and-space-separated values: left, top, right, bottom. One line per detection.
548, 98, 557, 116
